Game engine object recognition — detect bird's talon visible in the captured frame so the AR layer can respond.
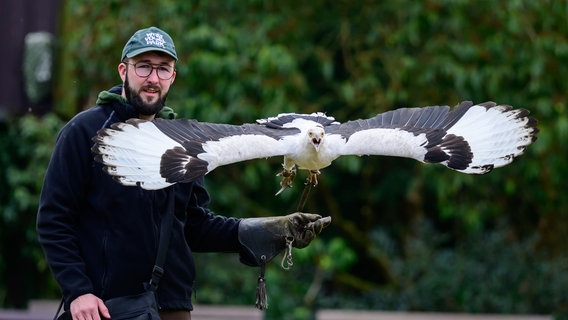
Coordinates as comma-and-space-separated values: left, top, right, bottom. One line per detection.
275, 186, 287, 196
305, 170, 320, 187
275, 168, 296, 195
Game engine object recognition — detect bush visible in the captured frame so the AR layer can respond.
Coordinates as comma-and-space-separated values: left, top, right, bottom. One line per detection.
319, 220, 568, 318
0, 114, 64, 307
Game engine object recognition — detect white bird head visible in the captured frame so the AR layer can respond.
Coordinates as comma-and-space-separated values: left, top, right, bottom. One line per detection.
307, 126, 325, 151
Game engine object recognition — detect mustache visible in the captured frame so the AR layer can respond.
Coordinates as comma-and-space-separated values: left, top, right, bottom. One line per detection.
140, 85, 161, 93
140, 84, 162, 91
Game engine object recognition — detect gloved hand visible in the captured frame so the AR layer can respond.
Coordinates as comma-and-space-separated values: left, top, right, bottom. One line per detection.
238, 212, 331, 266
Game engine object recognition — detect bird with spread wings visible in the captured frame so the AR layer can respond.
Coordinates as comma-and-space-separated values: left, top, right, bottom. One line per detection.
91, 101, 538, 194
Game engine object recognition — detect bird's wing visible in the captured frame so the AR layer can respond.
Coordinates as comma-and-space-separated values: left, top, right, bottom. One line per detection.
92, 118, 300, 189
325, 101, 538, 174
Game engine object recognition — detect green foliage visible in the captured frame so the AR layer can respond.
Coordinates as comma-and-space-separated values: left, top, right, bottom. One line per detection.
4, 0, 568, 317
0, 114, 64, 307
191, 237, 356, 320
319, 221, 568, 318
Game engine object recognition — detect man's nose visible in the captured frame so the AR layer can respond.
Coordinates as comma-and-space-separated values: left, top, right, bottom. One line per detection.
145, 68, 160, 82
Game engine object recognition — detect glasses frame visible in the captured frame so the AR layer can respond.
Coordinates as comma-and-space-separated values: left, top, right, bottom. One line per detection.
124, 61, 176, 80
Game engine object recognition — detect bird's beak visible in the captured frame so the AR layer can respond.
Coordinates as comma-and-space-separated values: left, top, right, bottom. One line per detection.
312, 137, 321, 151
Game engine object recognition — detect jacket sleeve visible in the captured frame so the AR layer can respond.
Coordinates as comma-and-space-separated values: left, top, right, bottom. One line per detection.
183, 178, 241, 252
36, 116, 96, 306
182, 178, 259, 266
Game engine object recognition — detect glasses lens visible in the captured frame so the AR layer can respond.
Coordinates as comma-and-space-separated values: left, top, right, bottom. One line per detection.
132, 63, 173, 80
157, 67, 173, 80
134, 63, 152, 77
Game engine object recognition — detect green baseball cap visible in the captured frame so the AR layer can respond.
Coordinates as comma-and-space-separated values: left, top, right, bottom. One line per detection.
121, 26, 178, 61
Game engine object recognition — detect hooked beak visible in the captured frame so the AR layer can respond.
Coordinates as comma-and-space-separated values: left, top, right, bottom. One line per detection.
308, 127, 324, 152
311, 136, 322, 151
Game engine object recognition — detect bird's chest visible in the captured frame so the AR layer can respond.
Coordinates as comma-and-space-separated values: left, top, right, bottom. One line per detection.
292, 145, 335, 170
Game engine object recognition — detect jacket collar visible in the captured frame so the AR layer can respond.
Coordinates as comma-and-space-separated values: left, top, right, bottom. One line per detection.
96, 85, 138, 120
96, 85, 177, 120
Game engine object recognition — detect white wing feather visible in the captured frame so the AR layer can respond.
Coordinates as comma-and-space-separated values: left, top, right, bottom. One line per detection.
333, 128, 428, 159
199, 134, 295, 171
445, 104, 535, 173
93, 121, 182, 189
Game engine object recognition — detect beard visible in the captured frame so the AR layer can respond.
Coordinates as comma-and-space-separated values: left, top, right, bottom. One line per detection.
124, 74, 168, 116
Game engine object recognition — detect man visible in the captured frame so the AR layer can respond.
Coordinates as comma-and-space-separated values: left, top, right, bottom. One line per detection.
37, 26, 329, 320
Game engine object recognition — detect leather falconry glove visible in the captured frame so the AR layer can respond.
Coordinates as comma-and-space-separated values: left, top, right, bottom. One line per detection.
238, 212, 331, 266
238, 212, 331, 310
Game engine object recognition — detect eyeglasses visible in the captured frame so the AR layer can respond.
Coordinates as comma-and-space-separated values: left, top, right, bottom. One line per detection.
125, 62, 175, 80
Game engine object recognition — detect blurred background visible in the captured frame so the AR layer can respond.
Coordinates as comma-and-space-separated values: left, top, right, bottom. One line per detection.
1, 0, 566, 319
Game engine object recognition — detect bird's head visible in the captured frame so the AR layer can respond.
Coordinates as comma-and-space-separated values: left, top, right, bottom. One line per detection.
307, 127, 325, 151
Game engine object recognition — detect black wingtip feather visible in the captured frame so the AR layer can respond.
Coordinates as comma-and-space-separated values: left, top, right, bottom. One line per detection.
160, 147, 209, 183
424, 134, 473, 170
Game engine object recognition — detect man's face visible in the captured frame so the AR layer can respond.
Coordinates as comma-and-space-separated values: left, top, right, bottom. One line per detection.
119, 52, 176, 118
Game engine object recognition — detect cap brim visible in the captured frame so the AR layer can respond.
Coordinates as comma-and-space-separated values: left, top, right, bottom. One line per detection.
125, 47, 177, 61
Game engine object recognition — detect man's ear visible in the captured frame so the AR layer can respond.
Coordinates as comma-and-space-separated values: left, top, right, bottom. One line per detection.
118, 62, 127, 82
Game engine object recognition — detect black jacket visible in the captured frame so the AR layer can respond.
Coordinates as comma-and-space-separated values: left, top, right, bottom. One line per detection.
37, 85, 247, 311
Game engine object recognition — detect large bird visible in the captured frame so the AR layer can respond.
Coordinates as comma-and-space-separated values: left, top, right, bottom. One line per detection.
92, 101, 538, 194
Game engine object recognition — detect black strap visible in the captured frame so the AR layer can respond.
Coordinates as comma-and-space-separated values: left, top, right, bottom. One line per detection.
53, 298, 64, 320
148, 188, 176, 291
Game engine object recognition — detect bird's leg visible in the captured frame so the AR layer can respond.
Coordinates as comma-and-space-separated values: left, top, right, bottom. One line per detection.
275, 160, 297, 196
306, 170, 320, 187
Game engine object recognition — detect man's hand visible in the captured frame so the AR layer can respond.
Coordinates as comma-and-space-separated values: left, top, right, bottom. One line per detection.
70, 293, 111, 320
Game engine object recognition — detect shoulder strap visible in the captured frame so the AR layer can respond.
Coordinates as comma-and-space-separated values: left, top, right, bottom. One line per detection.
53, 297, 65, 320
147, 188, 176, 291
